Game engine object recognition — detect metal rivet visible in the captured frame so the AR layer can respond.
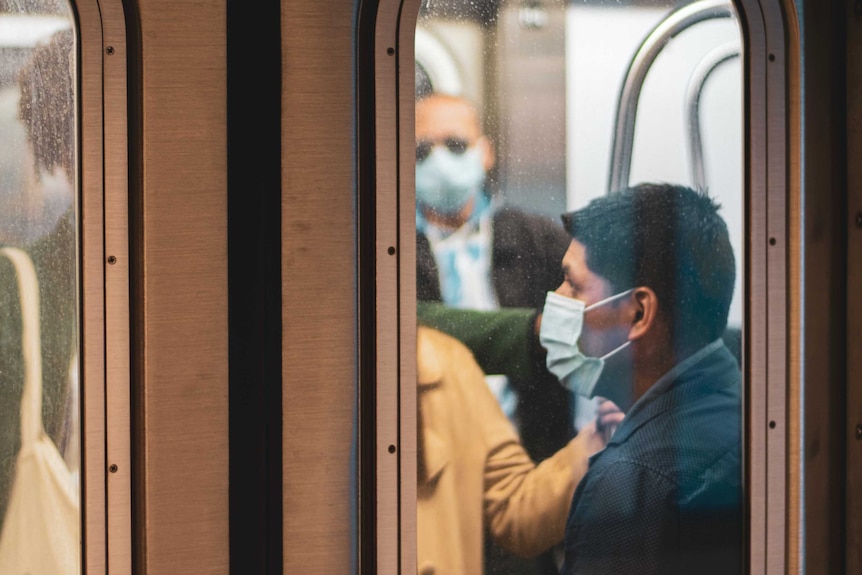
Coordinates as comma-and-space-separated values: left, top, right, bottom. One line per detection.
387, 246, 396, 255
388, 445, 396, 454
856, 425, 862, 440
109, 464, 119, 473
769, 237, 776, 246
105, 46, 115, 55
769, 421, 776, 429
107, 255, 117, 265
386, 47, 395, 56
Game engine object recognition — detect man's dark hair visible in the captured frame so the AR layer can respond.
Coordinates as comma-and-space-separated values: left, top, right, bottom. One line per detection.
561, 183, 736, 350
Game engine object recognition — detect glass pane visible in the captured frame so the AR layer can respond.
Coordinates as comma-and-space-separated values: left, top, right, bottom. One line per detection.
0, 1, 80, 573
414, 1, 743, 574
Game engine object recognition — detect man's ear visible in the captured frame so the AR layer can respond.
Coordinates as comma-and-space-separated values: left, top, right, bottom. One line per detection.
628, 287, 658, 341
478, 135, 495, 172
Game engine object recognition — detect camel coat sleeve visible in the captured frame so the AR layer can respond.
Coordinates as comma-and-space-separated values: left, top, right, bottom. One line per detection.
417, 326, 603, 575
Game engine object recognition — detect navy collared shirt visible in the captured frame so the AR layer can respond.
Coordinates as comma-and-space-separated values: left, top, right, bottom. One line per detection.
562, 341, 743, 575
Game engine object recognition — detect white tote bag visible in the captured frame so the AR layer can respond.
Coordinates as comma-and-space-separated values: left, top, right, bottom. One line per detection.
0, 247, 80, 574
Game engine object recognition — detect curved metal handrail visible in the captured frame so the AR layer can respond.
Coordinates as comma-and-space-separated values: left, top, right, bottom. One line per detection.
685, 41, 740, 191
607, 0, 734, 194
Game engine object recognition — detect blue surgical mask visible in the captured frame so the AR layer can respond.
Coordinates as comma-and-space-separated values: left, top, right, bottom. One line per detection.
415, 146, 485, 215
539, 289, 633, 398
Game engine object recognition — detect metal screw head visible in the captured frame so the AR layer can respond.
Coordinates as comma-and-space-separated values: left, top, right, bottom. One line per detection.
105, 46, 115, 55
856, 425, 862, 440
109, 464, 119, 473
856, 212, 862, 228
107, 255, 117, 265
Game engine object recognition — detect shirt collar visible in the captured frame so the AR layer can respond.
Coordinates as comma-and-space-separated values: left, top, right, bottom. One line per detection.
416, 190, 492, 237
604, 338, 726, 446
630, 339, 723, 413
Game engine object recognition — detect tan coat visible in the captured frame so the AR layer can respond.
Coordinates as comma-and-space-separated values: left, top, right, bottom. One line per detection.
416, 326, 604, 575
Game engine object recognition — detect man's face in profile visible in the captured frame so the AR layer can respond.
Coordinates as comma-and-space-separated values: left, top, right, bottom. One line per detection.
554, 239, 630, 359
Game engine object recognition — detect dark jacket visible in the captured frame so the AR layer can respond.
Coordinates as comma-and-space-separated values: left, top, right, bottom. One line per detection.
418, 206, 571, 310
562, 343, 743, 575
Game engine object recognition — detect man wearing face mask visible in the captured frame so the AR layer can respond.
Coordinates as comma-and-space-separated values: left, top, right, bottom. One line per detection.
539, 184, 742, 575
415, 92, 575, 574
415, 92, 574, 452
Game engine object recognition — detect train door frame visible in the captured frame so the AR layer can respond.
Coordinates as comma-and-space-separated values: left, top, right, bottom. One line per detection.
373, 2, 422, 572
66, 0, 132, 571
373, 0, 798, 572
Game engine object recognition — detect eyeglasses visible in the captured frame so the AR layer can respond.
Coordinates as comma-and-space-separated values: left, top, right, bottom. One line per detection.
415, 137, 470, 162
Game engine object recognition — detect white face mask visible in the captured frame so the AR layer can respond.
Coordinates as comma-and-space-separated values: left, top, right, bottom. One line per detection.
415, 146, 485, 215
539, 289, 633, 398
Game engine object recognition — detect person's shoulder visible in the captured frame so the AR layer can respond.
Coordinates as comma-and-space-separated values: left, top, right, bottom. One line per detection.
621, 395, 741, 488
418, 324, 468, 350
417, 325, 477, 369
591, 444, 677, 482
416, 325, 493, 405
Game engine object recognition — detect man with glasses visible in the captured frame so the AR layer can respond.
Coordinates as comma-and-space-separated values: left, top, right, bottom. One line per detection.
415, 92, 575, 574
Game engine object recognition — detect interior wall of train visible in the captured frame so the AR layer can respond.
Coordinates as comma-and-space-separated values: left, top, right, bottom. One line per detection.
416, 0, 744, 324
0, 0, 857, 573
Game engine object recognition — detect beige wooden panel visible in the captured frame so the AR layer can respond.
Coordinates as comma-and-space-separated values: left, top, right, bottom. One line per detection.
77, 1, 132, 570
377, 0, 422, 572
99, 0, 133, 570
136, 1, 229, 573
281, 1, 358, 572
397, 4, 421, 574
375, 1, 406, 571
78, 0, 107, 571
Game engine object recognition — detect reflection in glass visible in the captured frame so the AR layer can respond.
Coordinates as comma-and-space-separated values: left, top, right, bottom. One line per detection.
415, 1, 743, 574
0, 2, 79, 573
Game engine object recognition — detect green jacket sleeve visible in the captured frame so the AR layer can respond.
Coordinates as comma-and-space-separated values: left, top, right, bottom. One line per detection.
417, 301, 540, 380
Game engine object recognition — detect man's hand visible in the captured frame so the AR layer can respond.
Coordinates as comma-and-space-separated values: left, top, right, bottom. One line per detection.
595, 398, 625, 442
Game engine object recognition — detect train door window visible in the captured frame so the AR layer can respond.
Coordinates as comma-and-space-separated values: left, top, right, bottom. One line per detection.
0, 3, 80, 572
411, 0, 746, 573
